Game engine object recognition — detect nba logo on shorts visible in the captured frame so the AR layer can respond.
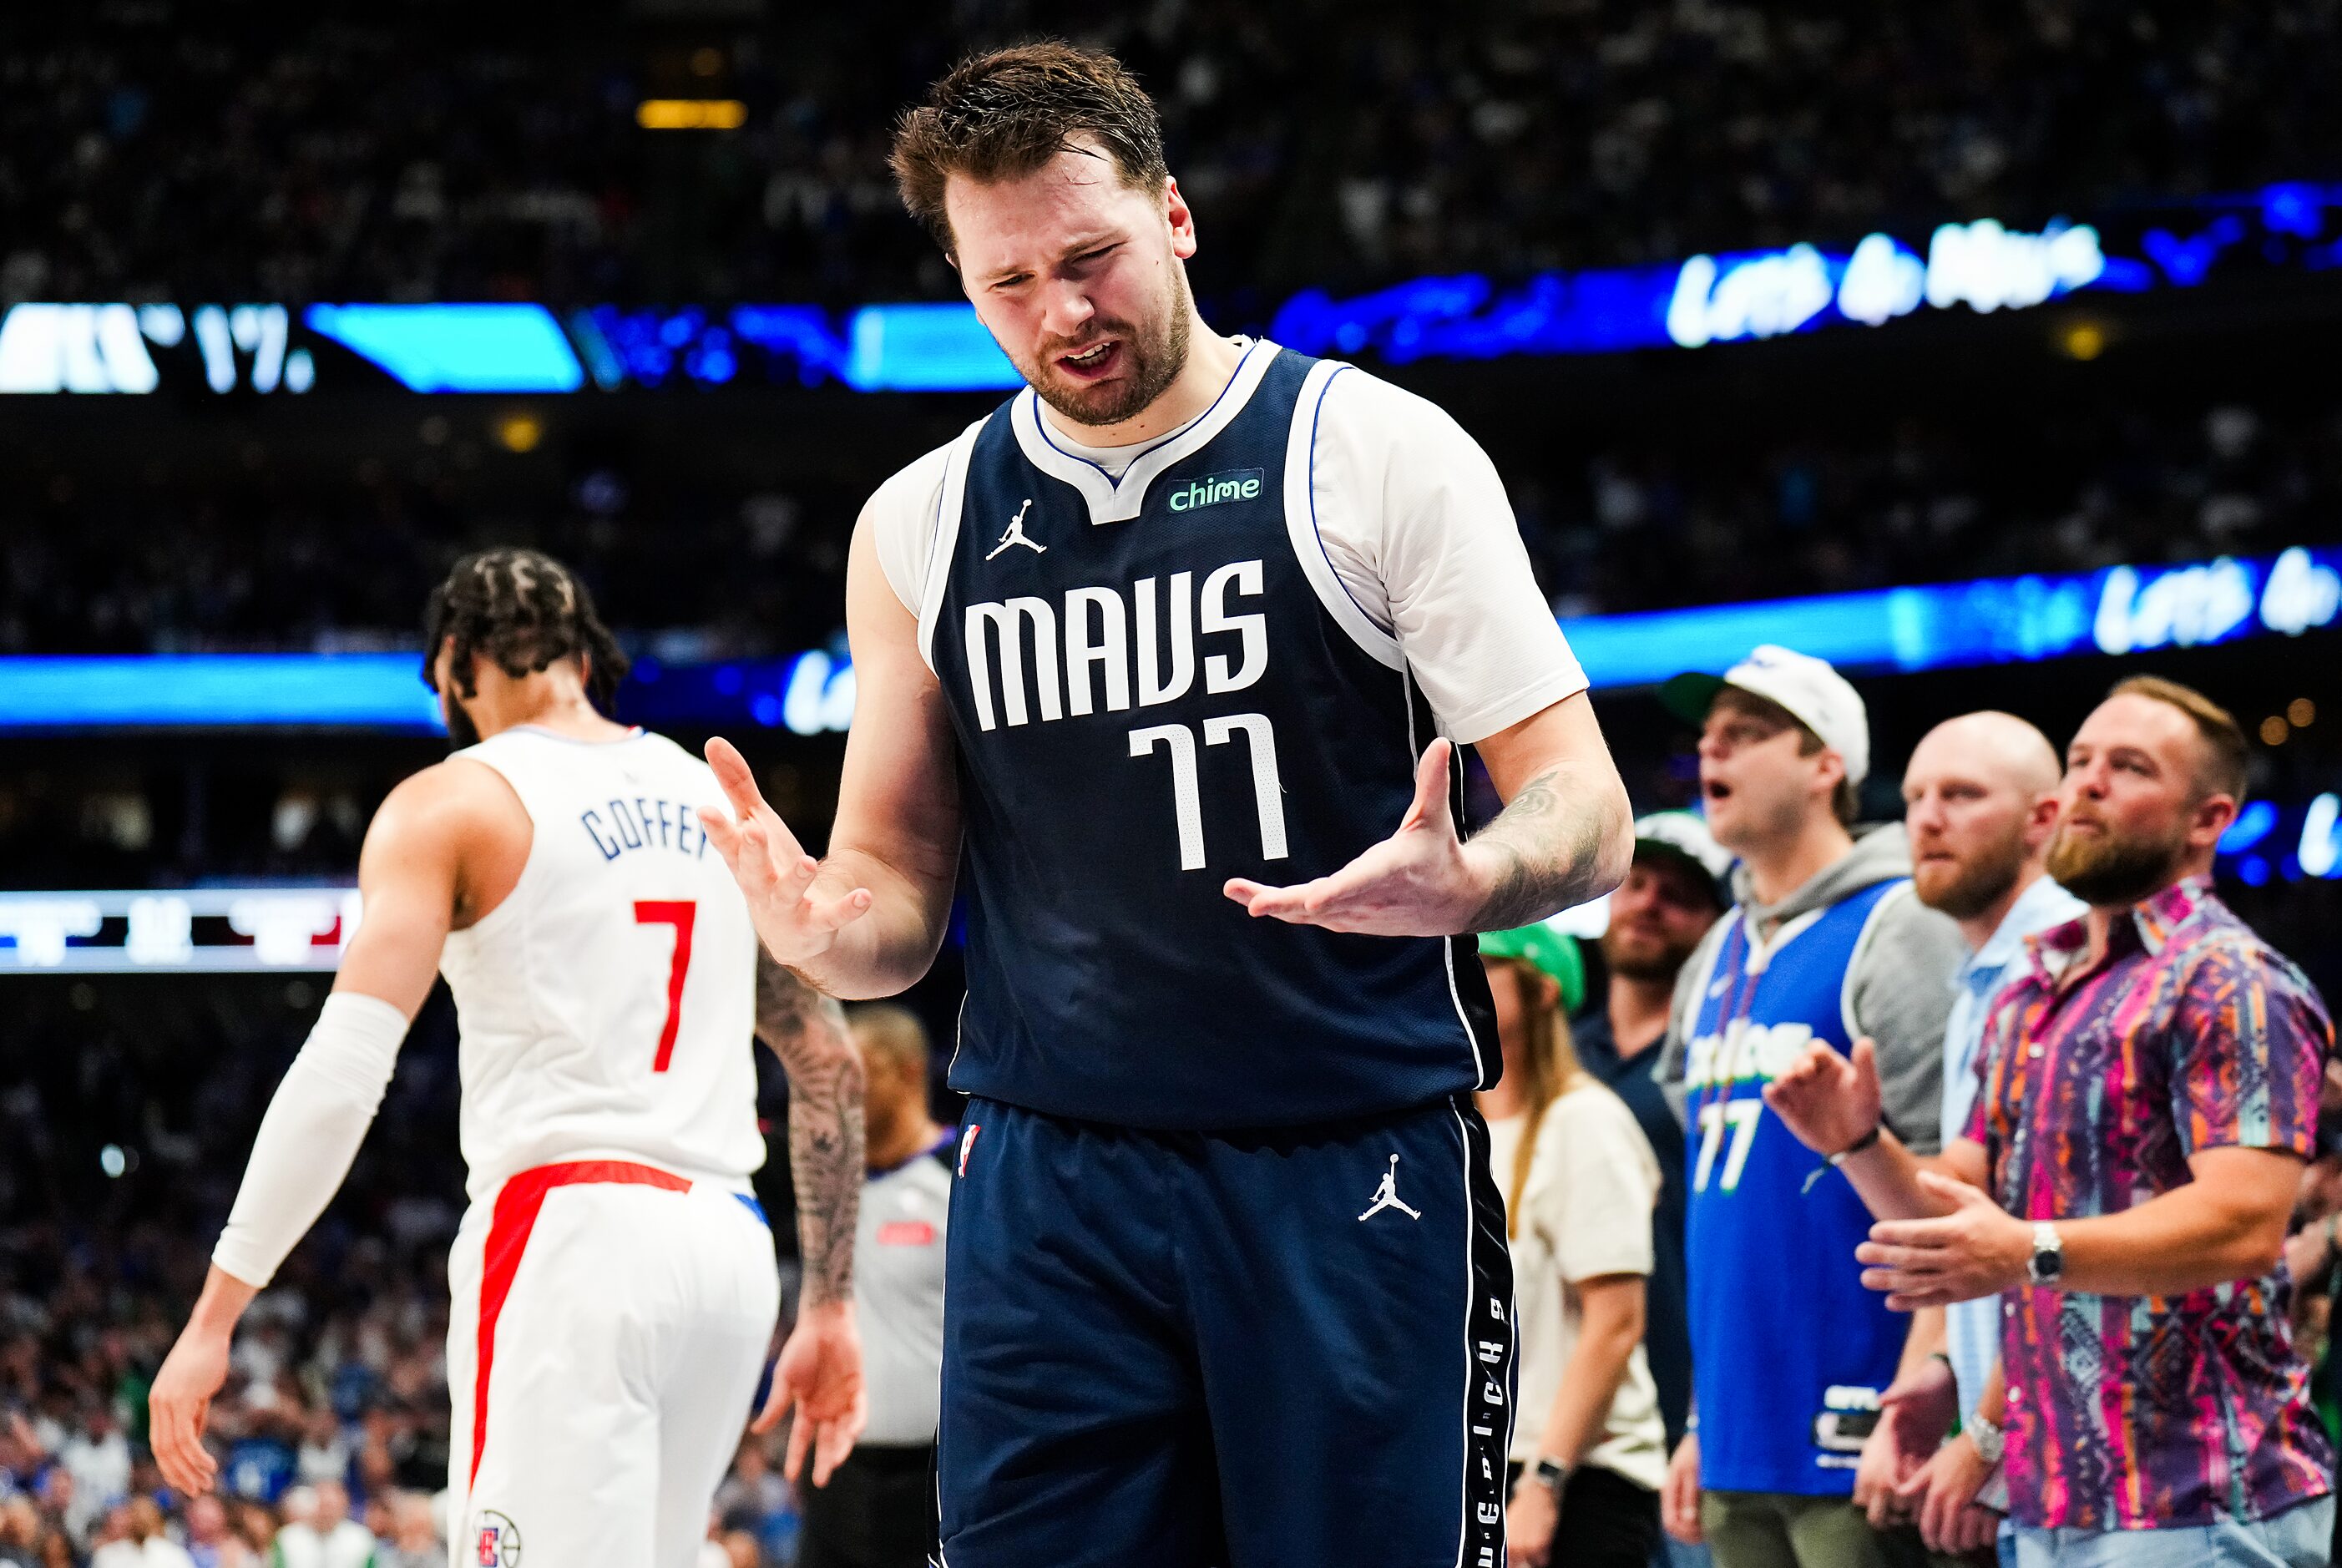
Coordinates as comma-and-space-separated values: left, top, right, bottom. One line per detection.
473, 1510, 524, 1565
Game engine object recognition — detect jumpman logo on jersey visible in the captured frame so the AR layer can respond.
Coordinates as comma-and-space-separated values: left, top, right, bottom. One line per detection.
985, 498, 1046, 560
1357, 1153, 1423, 1222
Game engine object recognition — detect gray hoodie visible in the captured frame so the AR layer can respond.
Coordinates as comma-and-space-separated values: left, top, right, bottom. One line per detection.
1657, 822, 1968, 1155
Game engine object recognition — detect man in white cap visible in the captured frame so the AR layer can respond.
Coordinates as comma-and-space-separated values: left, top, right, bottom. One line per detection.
1650, 646, 1969, 1568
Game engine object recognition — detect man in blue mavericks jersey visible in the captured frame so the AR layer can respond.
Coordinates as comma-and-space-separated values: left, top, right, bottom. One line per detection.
1650, 648, 1968, 1567
695, 41, 1633, 1568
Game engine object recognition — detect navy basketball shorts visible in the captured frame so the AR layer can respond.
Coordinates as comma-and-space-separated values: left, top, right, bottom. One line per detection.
937, 1095, 1517, 1568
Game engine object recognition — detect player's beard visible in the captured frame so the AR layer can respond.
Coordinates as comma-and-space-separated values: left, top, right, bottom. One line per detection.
1025, 265, 1192, 429
443, 690, 483, 750
2043, 809, 2188, 908
1912, 822, 2027, 921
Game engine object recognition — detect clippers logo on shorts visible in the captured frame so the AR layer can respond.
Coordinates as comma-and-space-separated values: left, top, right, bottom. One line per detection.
473, 1510, 523, 1566
958, 1124, 980, 1176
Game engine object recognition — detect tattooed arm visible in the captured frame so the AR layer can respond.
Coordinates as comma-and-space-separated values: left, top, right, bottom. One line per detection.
748, 948, 869, 1484
1462, 692, 1635, 931
1226, 692, 1631, 937
754, 948, 865, 1308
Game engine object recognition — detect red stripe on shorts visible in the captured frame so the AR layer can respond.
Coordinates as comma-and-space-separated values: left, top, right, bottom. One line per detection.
470, 1160, 692, 1487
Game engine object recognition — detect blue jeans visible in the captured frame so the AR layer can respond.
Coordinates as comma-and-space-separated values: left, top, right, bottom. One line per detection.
2008, 1497, 2334, 1567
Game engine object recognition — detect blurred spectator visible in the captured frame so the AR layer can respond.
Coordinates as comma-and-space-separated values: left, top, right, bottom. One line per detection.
1477, 924, 1667, 1567
1571, 812, 1732, 1453
291, 1414, 347, 1493
0, 1497, 42, 1567
89, 1498, 194, 1568
713, 1439, 792, 1565
61, 1404, 131, 1530
366, 1492, 439, 1568
268, 1479, 372, 1568
181, 1495, 254, 1568
797, 1006, 948, 1568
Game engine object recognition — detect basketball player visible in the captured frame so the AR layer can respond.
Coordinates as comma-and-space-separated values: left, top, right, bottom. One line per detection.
145, 551, 868, 1568
697, 43, 1633, 1568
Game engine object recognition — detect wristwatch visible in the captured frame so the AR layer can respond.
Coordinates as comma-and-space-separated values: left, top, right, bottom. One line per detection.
1532, 1456, 1571, 1499
1965, 1411, 2006, 1466
2026, 1222, 2066, 1287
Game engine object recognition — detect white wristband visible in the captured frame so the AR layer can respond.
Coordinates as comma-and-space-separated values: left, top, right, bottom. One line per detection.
211, 992, 408, 1287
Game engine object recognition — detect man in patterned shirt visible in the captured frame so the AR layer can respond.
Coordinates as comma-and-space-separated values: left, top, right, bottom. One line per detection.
1763, 675, 2334, 1566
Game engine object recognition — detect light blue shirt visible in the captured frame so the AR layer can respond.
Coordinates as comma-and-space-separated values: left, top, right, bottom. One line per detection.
1941, 873, 2087, 1426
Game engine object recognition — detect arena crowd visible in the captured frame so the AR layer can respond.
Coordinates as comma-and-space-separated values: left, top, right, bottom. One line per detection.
5, 2, 2340, 302
7, 396, 2338, 661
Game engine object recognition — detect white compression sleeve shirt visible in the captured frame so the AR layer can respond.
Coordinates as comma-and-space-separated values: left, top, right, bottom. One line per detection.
210, 991, 408, 1288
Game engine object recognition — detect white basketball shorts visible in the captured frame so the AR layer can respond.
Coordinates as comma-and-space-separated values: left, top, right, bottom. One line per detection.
444, 1160, 781, 1568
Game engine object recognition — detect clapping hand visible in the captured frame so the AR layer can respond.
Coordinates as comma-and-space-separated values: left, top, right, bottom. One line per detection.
1858, 1173, 2032, 1309
1763, 1035, 1883, 1157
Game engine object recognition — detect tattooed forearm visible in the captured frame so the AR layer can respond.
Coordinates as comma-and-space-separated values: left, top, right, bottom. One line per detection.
755, 950, 864, 1309
1463, 764, 1627, 931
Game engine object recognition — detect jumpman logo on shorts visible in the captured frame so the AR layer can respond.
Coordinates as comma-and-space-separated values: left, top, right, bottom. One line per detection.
1357, 1153, 1422, 1222
986, 498, 1046, 560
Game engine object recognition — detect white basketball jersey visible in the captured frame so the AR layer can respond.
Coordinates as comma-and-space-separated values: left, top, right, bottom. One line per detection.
438, 726, 765, 1203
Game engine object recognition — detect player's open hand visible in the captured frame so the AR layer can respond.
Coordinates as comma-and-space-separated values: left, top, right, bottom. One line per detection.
758, 1299, 867, 1487
1224, 739, 1479, 936
700, 737, 873, 968
1762, 1036, 1882, 1158
149, 1323, 232, 1496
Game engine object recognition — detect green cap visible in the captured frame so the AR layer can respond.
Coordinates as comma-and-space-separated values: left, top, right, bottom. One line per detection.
1477, 921, 1586, 1014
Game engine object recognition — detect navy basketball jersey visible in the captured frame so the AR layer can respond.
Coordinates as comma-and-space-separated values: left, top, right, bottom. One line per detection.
919, 341, 1498, 1130
1681, 879, 1911, 1495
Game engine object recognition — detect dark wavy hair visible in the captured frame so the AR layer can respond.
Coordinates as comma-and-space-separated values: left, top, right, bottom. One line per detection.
420, 548, 629, 712
888, 40, 1167, 256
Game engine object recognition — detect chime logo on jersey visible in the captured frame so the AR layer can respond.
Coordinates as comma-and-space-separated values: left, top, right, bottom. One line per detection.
473, 1510, 523, 1566
1166, 467, 1264, 512
961, 559, 1268, 731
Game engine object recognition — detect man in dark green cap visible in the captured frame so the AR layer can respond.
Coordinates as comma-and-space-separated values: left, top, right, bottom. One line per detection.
1576, 812, 1732, 1458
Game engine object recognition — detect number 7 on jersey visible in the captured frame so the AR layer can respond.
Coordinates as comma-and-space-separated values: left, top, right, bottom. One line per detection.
633, 900, 696, 1072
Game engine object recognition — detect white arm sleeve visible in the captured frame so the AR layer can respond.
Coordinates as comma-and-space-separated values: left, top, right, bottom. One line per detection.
1309, 368, 1589, 744
210, 991, 409, 1288
868, 443, 954, 616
